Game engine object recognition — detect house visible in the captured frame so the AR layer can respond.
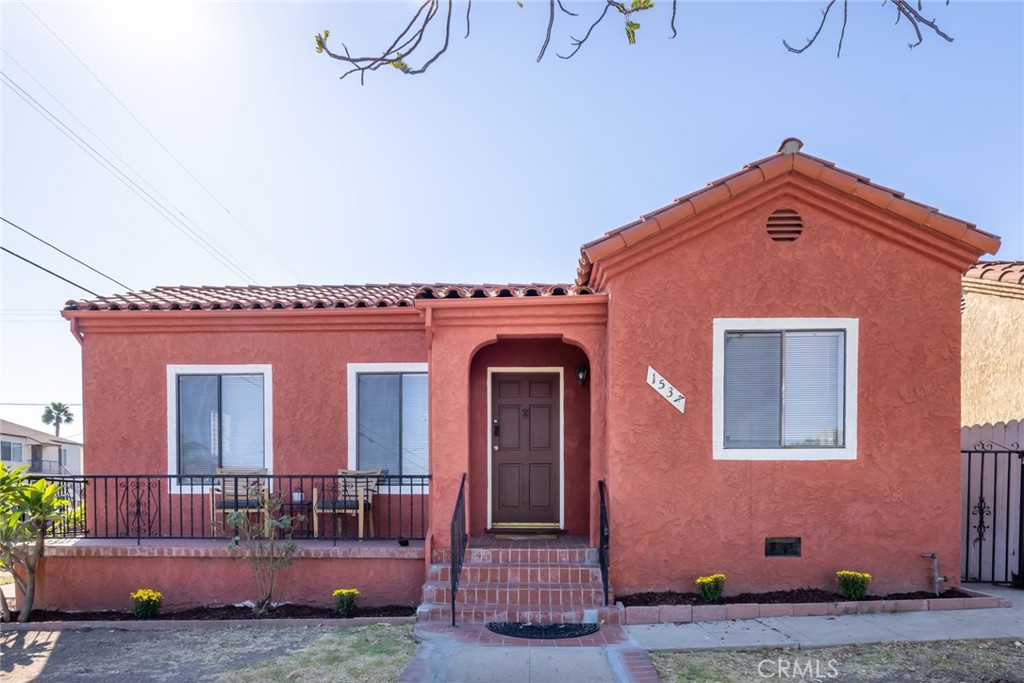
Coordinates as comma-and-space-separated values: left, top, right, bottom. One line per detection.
34, 139, 1000, 619
959, 262, 1023, 585
961, 261, 1024, 428
1, 419, 82, 476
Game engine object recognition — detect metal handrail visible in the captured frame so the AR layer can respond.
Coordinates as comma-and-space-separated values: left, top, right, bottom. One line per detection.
449, 472, 468, 627
598, 479, 610, 606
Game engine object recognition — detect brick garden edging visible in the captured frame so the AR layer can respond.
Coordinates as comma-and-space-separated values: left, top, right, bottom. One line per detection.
622, 587, 1012, 625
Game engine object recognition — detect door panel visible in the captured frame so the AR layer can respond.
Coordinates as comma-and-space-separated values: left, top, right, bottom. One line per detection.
529, 464, 552, 508
497, 464, 521, 508
492, 373, 560, 527
529, 406, 552, 449
498, 406, 521, 450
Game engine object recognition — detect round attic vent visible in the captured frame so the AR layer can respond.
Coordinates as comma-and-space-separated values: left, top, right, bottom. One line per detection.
766, 209, 803, 242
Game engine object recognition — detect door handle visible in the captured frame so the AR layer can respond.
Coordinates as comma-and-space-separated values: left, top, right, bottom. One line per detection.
493, 419, 500, 438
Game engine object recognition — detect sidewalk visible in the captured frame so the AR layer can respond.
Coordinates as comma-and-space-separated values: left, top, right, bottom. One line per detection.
401, 585, 1023, 682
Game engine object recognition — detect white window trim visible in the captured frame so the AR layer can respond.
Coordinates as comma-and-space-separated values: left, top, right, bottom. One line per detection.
347, 362, 429, 492
166, 364, 274, 493
1, 440, 24, 463
712, 318, 858, 461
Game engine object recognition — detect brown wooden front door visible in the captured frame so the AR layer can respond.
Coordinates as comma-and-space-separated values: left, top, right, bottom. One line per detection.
491, 372, 560, 528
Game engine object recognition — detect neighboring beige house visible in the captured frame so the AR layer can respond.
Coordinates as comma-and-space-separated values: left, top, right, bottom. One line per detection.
961, 261, 1024, 428
0, 419, 82, 475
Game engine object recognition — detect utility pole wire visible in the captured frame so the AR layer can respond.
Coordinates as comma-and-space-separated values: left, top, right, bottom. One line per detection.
1, 48, 252, 285
1, 216, 132, 291
0, 246, 99, 296
1, 72, 259, 283
18, 1, 305, 283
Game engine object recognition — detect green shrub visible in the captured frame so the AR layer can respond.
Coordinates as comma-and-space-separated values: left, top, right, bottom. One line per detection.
836, 570, 872, 600
130, 588, 163, 619
333, 588, 360, 617
695, 573, 726, 603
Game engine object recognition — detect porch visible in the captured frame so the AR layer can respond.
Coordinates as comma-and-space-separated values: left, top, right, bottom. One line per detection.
39, 473, 429, 543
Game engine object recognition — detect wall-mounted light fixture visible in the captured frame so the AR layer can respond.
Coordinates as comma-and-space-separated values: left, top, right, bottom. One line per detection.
576, 363, 589, 387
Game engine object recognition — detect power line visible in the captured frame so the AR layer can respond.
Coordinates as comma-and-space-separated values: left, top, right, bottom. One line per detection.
1, 72, 260, 283
18, 2, 304, 283
0, 246, 99, 296
1, 216, 132, 290
1, 48, 259, 285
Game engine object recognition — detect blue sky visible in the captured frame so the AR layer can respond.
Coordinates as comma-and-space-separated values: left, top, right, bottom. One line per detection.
1, 1, 1022, 436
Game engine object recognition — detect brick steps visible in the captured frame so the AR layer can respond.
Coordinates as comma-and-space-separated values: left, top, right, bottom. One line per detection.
417, 537, 616, 625
422, 580, 606, 607
416, 604, 622, 625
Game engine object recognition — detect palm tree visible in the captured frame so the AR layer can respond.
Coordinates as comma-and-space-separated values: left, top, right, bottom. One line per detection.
41, 403, 74, 437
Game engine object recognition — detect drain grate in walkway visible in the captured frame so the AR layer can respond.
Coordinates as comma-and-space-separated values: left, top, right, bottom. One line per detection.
486, 622, 600, 640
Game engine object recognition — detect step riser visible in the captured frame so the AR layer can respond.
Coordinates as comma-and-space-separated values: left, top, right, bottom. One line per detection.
433, 548, 597, 564
427, 565, 602, 584
423, 586, 606, 607
416, 606, 622, 625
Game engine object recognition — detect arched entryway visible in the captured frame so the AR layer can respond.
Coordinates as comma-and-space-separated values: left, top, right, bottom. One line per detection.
468, 338, 591, 536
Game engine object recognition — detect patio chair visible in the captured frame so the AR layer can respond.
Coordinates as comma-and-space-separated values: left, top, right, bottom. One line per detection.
312, 468, 383, 540
209, 467, 268, 536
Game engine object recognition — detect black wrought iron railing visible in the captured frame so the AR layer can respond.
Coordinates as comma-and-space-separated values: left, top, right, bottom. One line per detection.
598, 479, 610, 606
450, 472, 468, 627
28, 474, 430, 545
961, 442, 1024, 586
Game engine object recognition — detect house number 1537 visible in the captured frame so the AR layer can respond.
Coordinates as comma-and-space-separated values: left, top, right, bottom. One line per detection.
647, 366, 686, 414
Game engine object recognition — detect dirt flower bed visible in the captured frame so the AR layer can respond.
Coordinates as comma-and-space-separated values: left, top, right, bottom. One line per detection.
619, 587, 971, 607
22, 603, 415, 622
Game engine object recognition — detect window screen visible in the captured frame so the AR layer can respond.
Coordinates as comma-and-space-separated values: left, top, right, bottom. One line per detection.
178, 374, 264, 475
357, 372, 428, 475
724, 330, 844, 449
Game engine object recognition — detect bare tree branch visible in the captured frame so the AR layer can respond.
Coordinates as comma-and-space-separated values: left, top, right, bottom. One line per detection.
558, 1, 614, 60
538, 0, 555, 62
837, 0, 848, 58
315, 0, 956, 82
784, 0, 952, 56
783, 0, 838, 54
557, 0, 578, 18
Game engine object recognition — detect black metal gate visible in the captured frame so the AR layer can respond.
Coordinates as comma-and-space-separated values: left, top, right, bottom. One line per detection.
961, 441, 1023, 585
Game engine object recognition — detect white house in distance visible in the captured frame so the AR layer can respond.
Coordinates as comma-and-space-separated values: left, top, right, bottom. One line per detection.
0, 419, 82, 475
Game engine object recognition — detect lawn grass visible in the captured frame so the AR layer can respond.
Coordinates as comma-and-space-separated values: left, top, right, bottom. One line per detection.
651, 639, 1024, 683
218, 624, 418, 683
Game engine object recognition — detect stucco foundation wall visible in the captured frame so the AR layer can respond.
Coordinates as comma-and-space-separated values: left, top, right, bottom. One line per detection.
601, 178, 968, 596
32, 546, 425, 611
78, 318, 427, 476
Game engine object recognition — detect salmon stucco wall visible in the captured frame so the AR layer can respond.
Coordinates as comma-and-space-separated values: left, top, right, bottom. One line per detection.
468, 339, 591, 536
599, 176, 969, 596
77, 312, 427, 477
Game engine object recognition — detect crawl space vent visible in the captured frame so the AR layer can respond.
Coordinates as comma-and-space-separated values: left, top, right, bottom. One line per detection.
766, 209, 804, 242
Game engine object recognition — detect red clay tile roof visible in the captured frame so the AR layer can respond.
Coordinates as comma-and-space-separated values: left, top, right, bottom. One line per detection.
64, 283, 592, 311
965, 261, 1024, 285
575, 141, 1001, 286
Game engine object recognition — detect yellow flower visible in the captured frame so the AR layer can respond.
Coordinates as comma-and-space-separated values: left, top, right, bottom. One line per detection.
332, 588, 360, 598
695, 573, 726, 584
130, 588, 163, 603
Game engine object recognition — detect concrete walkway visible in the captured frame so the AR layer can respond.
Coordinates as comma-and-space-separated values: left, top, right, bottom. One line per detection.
401, 585, 1023, 682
